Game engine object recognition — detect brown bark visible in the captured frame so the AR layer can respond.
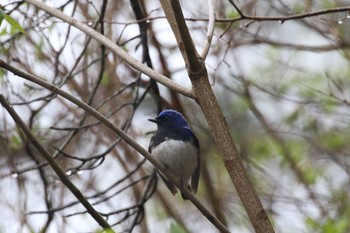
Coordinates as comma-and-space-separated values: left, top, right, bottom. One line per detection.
159, 0, 275, 232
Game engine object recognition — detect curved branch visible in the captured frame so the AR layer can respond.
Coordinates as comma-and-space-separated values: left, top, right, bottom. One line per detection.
200, 0, 216, 60
24, 0, 194, 98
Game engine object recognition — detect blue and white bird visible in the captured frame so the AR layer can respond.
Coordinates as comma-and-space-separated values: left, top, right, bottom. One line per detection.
148, 109, 200, 200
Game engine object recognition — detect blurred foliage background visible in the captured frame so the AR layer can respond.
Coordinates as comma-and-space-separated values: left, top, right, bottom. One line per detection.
1, 0, 350, 233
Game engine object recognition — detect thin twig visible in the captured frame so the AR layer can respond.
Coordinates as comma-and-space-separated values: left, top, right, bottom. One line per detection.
0, 59, 230, 233
0, 94, 113, 232
200, 0, 216, 60
24, 0, 194, 98
61, 5, 350, 25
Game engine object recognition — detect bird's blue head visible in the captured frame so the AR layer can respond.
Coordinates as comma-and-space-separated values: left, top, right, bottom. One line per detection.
148, 110, 190, 129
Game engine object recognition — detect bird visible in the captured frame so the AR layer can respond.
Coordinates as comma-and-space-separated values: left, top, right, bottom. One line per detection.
148, 109, 200, 200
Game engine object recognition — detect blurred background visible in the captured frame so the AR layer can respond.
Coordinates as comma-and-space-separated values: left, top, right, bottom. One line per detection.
1, 0, 350, 232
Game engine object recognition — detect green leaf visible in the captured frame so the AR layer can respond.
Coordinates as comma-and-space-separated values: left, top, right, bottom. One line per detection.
95, 228, 116, 233
284, 108, 301, 125
334, 217, 350, 233
0, 27, 7, 36
319, 132, 347, 150
251, 137, 277, 160
303, 166, 317, 184
322, 0, 337, 9
293, 3, 304, 14
170, 223, 187, 233
306, 217, 319, 230
226, 9, 239, 19
10, 132, 22, 150
101, 72, 110, 86
0, 9, 4, 26
0, 67, 5, 80
0, 9, 26, 34
323, 218, 349, 233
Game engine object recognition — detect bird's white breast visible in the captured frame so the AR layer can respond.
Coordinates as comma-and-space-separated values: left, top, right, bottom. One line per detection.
151, 139, 198, 182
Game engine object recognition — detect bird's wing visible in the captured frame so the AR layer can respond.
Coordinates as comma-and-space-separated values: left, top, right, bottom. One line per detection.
148, 135, 155, 153
191, 148, 200, 194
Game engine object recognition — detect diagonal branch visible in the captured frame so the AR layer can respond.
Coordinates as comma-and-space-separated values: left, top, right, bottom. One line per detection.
0, 95, 114, 232
158, 0, 275, 232
159, 0, 203, 74
24, 0, 193, 98
0, 59, 229, 233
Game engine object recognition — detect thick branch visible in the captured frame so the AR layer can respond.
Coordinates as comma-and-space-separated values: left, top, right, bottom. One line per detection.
159, 0, 275, 232
159, 0, 203, 73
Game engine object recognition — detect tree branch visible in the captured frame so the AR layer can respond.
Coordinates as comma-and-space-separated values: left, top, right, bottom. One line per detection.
0, 95, 114, 232
0, 59, 229, 233
159, 0, 203, 73
200, 0, 216, 60
159, 0, 275, 232
24, 0, 193, 98
226, 3, 350, 24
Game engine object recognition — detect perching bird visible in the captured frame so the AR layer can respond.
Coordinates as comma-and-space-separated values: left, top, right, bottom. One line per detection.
148, 109, 200, 200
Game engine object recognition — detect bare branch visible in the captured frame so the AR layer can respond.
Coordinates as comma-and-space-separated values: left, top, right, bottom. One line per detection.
159, 0, 275, 232
226, 4, 350, 23
200, 0, 216, 60
24, 0, 194, 98
0, 95, 114, 232
0, 60, 227, 233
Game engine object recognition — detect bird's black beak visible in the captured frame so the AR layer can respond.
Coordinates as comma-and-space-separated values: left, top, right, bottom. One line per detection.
148, 118, 158, 124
